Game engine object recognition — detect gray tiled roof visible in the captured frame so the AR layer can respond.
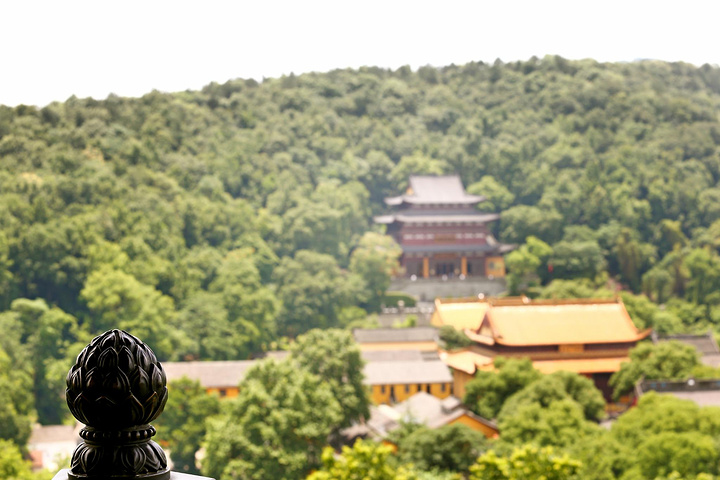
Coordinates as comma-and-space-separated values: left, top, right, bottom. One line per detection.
638, 378, 720, 407
29, 425, 80, 445
374, 213, 500, 224
394, 392, 464, 428
385, 175, 485, 206
361, 350, 425, 362
656, 332, 720, 355
702, 354, 720, 368
164, 355, 449, 389
162, 360, 257, 388
362, 360, 452, 385
361, 350, 440, 362
353, 327, 438, 344
364, 393, 497, 436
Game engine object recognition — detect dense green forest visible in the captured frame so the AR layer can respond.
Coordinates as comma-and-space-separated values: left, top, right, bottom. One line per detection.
4, 55, 720, 478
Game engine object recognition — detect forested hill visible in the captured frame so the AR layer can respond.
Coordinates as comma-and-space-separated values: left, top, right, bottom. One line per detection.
3, 56, 720, 424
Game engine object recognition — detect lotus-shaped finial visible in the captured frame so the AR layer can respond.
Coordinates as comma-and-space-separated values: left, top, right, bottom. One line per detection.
66, 329, 168, 429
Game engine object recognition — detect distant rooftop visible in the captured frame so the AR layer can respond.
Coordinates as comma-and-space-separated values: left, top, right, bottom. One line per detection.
164, 354, 449, 389
486, 301, 650, 346
637, 378, 720, 407
163, 360, 256, 388
654, 331, 720, 356
363, 360, 452, 385
384, 175, 484, 206
364, 392, 497, 437
361, 349, 440, 362
29, 424, 79, 445
353, 327, 438, 344
433, 296, 651, 347
432, 297, 491, 331
374, 213, 500, 225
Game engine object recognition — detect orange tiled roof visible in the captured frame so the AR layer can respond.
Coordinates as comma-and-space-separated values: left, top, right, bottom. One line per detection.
440, 350, 494, 375
532, 357, 629, 374
486, 301, 651, 346
433, 298, 490, 330
463, 329, 495, 345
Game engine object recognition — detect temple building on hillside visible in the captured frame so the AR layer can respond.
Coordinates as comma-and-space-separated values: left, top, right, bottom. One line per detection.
375, 175, 513, 279
434, 296, 652, 401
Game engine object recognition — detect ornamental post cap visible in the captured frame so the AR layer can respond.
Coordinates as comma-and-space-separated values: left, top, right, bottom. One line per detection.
65, 329, 170, 480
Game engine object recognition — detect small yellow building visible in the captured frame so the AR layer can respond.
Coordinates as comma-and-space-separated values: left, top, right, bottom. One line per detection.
364, 359, 453, 404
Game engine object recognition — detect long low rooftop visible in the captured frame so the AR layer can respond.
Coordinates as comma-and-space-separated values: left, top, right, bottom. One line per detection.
362, 360, 452, 385
162, 360, 257, 388
163, 352, 451, 389
353, 327, 438, 344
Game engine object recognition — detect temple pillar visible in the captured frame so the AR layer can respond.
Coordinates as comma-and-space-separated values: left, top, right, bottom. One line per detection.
422, 257, 429, 278
461, 256, 467, 276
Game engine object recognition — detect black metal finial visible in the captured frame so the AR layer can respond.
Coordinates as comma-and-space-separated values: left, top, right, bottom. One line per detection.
65, 329, 170, 480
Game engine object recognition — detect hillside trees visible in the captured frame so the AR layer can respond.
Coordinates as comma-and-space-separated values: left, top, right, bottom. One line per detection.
2, 62, 720, 312
463, 357, 542, 419
290, 329, 369, 430
0, 440, 41, 480
602, 393, 720, 479
308, 440, 419, 480
0, 330, 34, 447
154, 378, 221, 474
609, 341, 720, 399
495, 372, 603, 448
6, 58, 720, 446
349, 232, 402, 311
395, 424, 489, 476
470, 445, 581, 480
202, 360, 342, 480
273, 251, 366, 335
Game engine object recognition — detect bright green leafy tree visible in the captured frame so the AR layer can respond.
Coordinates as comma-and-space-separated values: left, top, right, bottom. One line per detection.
290, 328, 369, 430
609, 341, 718, 399
202, 360, 342, 480
154, 377, 221, 474
470, 445, 581, 480
349, 232, 401, 312
395, 423, 489, 475
308, 440, 419, 480
463, 357, 541, 419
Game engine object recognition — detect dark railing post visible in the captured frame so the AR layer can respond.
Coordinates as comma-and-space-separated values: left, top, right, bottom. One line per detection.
53, 329, 214, 480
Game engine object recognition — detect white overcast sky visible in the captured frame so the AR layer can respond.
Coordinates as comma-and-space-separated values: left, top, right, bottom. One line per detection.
1, 0, 719, 107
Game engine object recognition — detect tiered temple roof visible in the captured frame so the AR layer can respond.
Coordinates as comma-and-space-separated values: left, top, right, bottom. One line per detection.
375, 175, 514, 280
384, 175, 486, 206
